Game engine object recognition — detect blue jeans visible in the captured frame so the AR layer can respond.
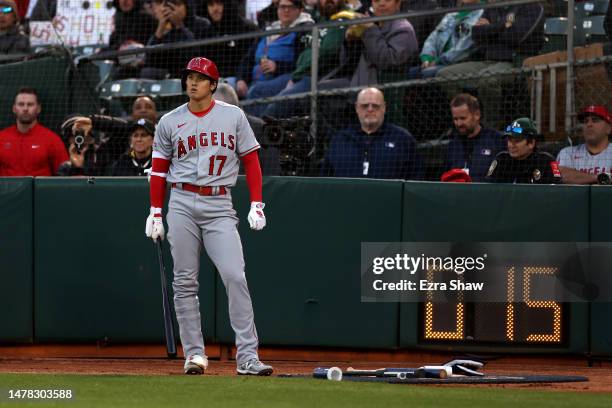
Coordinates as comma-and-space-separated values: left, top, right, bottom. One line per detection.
262, 76, 312, 119
245, 73, 293, 117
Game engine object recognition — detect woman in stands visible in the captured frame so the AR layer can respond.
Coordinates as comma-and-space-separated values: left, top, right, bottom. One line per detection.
235, 0, 314, 116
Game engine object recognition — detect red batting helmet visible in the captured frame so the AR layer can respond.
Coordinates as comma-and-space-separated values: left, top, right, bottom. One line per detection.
181, 57, 220, 91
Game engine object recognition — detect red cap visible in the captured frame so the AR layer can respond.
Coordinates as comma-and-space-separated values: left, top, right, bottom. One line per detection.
578, 105, 612, 123
441, 169, 472, 183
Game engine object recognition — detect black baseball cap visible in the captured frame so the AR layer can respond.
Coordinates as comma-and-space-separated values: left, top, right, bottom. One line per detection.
131, 118, 155, 136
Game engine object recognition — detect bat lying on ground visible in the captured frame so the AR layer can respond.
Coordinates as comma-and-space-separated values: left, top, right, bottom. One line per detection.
313, 366, 451, 380
313, 359, 485, 381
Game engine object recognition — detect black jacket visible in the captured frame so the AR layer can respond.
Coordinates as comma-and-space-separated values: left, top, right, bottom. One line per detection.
106, 152, 152, 176
108, 0, 157, 49
199, 0, 259, 77
471, 3, 544, 62
145, 0, 211, 77
486, 150, 561, 184
0, 25, 30, 54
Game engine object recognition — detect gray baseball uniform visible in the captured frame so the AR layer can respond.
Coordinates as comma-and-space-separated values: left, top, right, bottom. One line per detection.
557, 144, 612, 175
153, 100, 261, 364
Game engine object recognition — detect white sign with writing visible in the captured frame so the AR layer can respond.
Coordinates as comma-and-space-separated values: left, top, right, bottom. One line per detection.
30, 0, 116, 47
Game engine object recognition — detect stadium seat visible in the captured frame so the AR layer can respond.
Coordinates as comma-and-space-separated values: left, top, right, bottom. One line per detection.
141, 79, 183, 97
99, 79, 146, 99
574, 0, 609, 18
574, 15, 608, 45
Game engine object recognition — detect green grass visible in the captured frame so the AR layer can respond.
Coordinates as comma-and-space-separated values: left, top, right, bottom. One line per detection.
0, 374, 610, 408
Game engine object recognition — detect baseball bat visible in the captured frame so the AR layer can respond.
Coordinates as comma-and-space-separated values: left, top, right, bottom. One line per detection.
156, 240, 177, 359
346, 366, 450, 379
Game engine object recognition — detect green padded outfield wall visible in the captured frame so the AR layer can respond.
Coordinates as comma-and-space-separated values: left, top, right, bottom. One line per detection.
400, 182, 590, 353
0, 178, 34, 342
34, 178, 216, 343
589, 186, 612, 356
215, 177, 403, 348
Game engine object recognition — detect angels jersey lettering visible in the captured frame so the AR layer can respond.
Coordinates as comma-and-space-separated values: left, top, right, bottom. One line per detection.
153, 100, 260, 186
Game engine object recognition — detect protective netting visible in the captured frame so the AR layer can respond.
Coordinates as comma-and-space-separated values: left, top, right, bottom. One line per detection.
1, 0, 611, 182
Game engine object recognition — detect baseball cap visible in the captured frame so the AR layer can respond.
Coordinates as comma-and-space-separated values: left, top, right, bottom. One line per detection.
131, 118, 155, 136
441, 168, 472, 183
577, 105, 612, 123
504, 117, 538, 139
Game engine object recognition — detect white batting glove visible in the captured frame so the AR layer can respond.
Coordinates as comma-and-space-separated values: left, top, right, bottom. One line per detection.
144, 168, 152, 183
247, 202, 266, 230
145, 207, 165, 241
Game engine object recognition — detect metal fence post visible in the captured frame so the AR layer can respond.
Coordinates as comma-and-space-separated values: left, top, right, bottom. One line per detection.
310, 26, 320, 147
565, 0, 575, 136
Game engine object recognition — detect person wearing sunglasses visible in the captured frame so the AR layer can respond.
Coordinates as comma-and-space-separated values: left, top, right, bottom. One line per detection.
0, 0, 30, 55
320, 87, 423, 179
486, 117, 561, 184
556, 105, 612, 185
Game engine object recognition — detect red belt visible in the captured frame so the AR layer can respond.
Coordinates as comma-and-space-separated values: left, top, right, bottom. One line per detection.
172, 183, 227, 196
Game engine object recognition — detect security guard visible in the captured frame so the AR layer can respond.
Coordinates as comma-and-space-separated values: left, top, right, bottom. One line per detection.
486, 117, 562, 184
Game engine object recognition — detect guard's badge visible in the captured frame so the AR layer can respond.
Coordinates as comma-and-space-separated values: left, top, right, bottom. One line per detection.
532, 169, 541, 181
487, 160, 497, 177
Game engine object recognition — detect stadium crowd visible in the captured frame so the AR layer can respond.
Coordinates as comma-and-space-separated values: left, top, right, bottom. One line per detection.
1, 0, 612, 184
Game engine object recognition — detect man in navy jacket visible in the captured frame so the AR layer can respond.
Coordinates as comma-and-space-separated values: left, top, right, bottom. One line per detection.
443, 93, 505, 182
320, 87, 423, 180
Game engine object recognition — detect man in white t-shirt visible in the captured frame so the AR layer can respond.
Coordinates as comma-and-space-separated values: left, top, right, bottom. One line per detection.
557, 105, 612, 184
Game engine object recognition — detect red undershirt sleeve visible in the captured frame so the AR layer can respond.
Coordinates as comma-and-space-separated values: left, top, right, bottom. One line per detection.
241, 150, 263, 202
150, 158, 171, 212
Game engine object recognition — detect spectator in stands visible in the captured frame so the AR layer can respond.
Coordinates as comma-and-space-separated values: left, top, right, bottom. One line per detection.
107, 0, 157, 78
262, 0, 350, 118
131, 95, 159, 122
254, 0, 277, 28
0, 87, 68, 176
436, 1, 544, 128
320, 87, 423, 179
214, 83, 281, 175
443, 93, 504, 182
200, 0, 259, 87
0, 0, 30, 54
557, 105, 612, 185
106, 118, 155, 176
486, 117, 561, 184
344, 0, 417, 87
409, 0, 483, 79
142, 0, 211, 78
319, 0, 418, 126
236, 0, 314, 116
65, 96, 159, 168
109, 0, 157, 49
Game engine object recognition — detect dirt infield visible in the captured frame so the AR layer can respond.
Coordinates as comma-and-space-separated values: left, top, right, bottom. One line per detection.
1, 357, 611, 392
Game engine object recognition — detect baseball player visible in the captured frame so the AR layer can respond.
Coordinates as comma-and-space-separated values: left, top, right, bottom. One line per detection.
145, 57, 272, 376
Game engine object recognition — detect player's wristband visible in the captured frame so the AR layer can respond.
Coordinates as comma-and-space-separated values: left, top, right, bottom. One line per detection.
150, 207, 163, 216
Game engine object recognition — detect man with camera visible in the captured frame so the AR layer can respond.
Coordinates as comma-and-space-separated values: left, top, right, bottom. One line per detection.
0, 87, 68, 176
320, 87, 423, 179
59, 96, 159, 176
557, 105, 612, 185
